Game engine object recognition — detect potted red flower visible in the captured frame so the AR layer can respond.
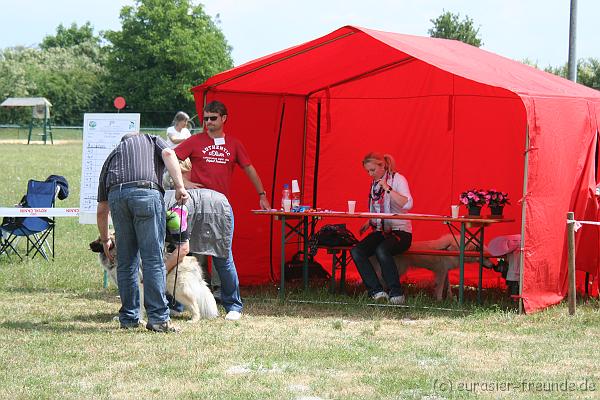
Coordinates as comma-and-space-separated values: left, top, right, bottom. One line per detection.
486, 189, 510, 217
459, 189, 487, 216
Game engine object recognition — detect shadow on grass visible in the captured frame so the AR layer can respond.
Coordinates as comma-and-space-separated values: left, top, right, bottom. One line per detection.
2, 286, 117, 301
71, 312, 117, 323
240, 282, 519, 320
0, 318, 115, 334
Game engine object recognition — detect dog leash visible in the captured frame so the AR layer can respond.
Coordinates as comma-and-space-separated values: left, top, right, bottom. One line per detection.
170, 200, 183, 310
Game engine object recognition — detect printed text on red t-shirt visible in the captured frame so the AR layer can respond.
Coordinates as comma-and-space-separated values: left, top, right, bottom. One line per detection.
202, 144, 231, 164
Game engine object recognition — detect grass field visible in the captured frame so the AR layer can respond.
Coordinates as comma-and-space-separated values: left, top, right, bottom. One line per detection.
0, 126, 83, 142
1, 142, 599, 399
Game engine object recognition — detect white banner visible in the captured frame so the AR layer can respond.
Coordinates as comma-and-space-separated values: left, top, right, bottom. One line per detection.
79, 113, 140, 224
0, 208, 80, 217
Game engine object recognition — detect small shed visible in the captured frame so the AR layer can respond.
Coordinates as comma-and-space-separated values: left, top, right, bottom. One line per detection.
0, 97, 53, 144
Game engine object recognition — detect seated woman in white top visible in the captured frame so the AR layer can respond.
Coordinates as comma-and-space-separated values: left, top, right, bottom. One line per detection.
350, 152, 413, 305
166, 111, 191, 148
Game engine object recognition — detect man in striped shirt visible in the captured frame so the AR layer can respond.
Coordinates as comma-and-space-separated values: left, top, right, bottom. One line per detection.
97, 132, 189, 333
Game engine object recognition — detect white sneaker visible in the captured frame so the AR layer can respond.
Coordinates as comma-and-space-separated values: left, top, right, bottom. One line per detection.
389, 295, 406, 305
371, 291, 389, 302
225, 311, 242, 321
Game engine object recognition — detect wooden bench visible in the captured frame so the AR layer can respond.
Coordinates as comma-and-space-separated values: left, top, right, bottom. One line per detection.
317, 245, 493, 294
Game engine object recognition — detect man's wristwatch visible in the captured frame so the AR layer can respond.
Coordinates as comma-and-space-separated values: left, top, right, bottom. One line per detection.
258, 191, 266, 197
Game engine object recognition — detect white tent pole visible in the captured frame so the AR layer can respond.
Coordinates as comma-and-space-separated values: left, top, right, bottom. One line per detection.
567, 211, 577, 315
518, 123, 530, 314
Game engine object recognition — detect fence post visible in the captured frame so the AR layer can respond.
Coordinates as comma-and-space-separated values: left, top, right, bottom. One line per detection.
567, 212, 576, 315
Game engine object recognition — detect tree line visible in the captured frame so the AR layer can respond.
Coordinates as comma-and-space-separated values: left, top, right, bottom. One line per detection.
0, 5, 597, 127
0, 0, 232, 126
429, 11, 600, 89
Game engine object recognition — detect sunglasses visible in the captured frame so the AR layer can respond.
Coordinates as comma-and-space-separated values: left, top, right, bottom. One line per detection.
203, 116, 219, 121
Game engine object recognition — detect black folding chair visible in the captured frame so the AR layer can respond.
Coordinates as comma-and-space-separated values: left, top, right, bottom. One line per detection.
0, 180, 57, 260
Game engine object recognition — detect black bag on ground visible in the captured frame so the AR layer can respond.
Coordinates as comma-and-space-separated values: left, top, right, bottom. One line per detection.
309, 224, 358, 256
285, 251, 331, 281
0, 195, 28, 230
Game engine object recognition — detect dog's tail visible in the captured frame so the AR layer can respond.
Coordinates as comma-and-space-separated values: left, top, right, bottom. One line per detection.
197, 286, 219, 319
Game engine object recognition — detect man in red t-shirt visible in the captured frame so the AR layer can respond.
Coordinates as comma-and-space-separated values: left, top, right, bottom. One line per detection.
174, 100, 270, 321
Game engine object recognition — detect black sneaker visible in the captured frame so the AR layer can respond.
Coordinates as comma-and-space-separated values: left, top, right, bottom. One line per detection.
146, 320, 180, 333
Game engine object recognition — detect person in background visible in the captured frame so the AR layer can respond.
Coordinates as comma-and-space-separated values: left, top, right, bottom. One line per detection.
174, 100, 270, 321
166, 111, 191, 148
96, 132, 189, 333
163, 111, 192, 189
350, 152, 413, 305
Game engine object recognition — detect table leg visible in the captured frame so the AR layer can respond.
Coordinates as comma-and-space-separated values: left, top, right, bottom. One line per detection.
330, 253, 337, 294
303, 216, 309, 290
459, 222, 466, 304
280, 215, 286, 302
341, 250, 347, 293
478, 227, 485, 304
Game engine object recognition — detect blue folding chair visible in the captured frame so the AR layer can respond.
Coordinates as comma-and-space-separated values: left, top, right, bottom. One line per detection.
0, 180, 57, 260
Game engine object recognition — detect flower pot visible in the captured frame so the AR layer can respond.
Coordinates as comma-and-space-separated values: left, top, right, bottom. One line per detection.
490, 205, 504, 217
468, 205, 482, 217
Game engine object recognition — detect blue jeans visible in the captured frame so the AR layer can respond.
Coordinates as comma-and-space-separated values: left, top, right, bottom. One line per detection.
108, 187, 169, 325
211, 210, 243, 313
350, 230, 412, 297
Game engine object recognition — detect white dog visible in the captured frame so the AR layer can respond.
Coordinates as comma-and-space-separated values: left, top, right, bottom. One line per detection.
372, 234, 493, 300
89, 237, 219, 322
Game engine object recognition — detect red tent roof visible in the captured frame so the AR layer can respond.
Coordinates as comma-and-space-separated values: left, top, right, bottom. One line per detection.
195, 25, 600, 100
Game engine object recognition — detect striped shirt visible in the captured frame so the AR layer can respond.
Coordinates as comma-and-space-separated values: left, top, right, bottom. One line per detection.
97, 134, 169, 202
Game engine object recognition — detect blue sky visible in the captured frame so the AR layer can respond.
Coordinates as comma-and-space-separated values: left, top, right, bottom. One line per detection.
1, 0, 598, 68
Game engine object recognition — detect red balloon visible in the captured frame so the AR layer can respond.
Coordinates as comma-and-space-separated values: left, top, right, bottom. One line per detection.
113, 96, 126, 110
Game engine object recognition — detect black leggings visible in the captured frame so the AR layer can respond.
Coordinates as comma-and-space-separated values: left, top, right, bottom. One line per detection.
350, 230, 412, 297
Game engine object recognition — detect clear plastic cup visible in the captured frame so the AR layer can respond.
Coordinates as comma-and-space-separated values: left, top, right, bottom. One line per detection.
283, 199, 292, 212
348, 200, 356, 214
451, 205, 460, 218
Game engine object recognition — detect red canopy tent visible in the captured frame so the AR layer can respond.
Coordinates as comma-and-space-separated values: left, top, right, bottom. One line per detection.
191, 26, 600, 313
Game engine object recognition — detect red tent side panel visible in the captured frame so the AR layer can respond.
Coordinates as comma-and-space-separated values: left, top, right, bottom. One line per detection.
521, 96, 599, 313
193, 90, 306, 284
303, 66, 525, 288
572, 128, 599, 276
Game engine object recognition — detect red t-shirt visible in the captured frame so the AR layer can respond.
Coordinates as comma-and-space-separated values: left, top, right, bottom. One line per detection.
174, 133, 251, 197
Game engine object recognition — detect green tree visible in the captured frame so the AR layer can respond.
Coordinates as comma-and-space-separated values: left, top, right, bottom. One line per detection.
541, 58, 600, 90
428, 10, 483, 47
40, 22, 98, 50
104, 0, 233, 125
577, 58, 600, 89
40, 22, 105, 64
0, 46, 108, 125
0, 47, 38, 124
